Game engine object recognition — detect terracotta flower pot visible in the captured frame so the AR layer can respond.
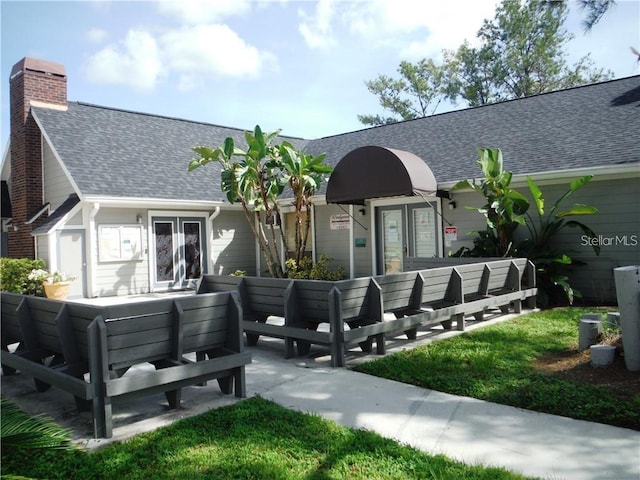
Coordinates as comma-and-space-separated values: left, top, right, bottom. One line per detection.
43, 282, 70, 300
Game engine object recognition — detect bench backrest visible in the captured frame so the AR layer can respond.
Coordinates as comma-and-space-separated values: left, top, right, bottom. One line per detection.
286, 279, 334, 324
1, 292, 25, 346
373, 271, 420, 313
239, 277, 292, 318
413, 266, 460, 306
334, 277, 380, 322
90, 292, 241, 370
197, 274, 242, 293
9, 296, 66, 356
176, 292, 242, 354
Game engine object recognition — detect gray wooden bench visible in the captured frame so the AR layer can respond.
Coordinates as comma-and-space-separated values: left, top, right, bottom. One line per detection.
285, 277, 384, 367
1, 292, 250, 439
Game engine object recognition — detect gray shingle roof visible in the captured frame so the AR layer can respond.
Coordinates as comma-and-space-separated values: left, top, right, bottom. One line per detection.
33, 75, 639, 202
305, 75, 640, 188
33, 104, 308, 202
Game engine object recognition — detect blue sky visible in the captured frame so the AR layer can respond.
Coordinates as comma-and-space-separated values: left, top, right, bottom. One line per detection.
1, 0, 639, 149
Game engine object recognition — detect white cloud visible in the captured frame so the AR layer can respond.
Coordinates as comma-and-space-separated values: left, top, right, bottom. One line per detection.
157, 0, 251, 24
83, 30, 162, 90
298, 0, 498, 59
86, 27, 108, 43
298, 0, 338, 49
161, 24, 277, 89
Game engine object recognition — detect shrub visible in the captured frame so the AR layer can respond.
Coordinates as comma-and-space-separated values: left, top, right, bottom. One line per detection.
285, 254, 347, 281
0, 258, 47, 295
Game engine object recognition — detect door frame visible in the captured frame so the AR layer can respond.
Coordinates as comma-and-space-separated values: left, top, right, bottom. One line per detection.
149, 211, 208, 291
373, 197, 443, 274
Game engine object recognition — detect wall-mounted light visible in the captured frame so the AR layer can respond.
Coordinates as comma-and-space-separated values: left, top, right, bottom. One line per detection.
136, 214, 143, 224
359, 208, 366, 216
448, 201, 456, 210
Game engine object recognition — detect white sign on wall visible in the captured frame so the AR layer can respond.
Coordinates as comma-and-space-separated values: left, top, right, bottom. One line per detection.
444, 226, 458, 247
330, 214, 350, 230
98, 225, 143, 262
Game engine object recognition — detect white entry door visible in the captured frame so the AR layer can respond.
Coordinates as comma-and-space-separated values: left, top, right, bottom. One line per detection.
58, 230, 86, 298
151, 216, 206, 290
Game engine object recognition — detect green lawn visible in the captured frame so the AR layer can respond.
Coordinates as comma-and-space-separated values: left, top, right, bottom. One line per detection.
354, 308, 639, 430
2, 396, 533, 480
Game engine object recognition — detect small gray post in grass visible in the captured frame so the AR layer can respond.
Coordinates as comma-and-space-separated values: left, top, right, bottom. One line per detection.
607, 312, 620, 328
578, 313, 602, 351
614, 266, 640, 371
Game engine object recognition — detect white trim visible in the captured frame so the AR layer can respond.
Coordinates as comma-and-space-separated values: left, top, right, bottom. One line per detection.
31, 110, 83, 198
83, 195, 229, 210
349, 205, 355, 278
86, 203, 100, 298
29, 100, 68, 111
437, 163, 640, 189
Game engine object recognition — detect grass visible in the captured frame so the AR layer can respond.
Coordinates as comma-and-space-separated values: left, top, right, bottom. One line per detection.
354, 308, 640, 430
1, 396, 533, 480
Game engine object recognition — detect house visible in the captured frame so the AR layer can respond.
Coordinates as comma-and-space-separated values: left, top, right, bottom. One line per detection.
2, 57, 639, 302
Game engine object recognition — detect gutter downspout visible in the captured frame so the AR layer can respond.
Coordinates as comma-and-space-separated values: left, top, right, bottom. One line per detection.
208, 206, 221, 275
87, 203, 100, 297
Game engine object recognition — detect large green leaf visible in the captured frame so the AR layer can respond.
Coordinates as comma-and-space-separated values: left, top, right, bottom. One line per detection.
452, 179, 474, 191
526, 175, 544, 216
555, 204, 598, 218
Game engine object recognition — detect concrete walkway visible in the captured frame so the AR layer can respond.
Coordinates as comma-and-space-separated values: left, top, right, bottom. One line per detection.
2, 313, 639, 480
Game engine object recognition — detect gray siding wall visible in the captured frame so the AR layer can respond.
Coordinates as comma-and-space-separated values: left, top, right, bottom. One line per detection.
211, 210, 257, 276
353, 206, 373, 278
92, 208, 150, 297
43, 139, 74, 209
314, 204, 352, 275
516, 177, 639, 304
443, 190, 487, 256
444, 176, 640, 303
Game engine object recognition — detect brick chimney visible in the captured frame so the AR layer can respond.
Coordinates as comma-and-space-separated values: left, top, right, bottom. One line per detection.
8, 57, 67, 258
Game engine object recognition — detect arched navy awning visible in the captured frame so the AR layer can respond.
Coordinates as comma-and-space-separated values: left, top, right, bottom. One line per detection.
325, 146, 438, 205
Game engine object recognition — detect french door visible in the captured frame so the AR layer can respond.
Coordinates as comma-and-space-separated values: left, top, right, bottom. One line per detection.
152, 216, 206, 290
377, 204, 438, 274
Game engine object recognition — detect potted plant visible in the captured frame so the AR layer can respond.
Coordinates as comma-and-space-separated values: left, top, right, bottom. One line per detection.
28, 269, 76, 300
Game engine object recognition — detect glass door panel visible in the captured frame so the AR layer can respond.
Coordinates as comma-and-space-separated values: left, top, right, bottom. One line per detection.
410, 206, 437, 258
183, 221, 202, 279
152, 216, 207, 290
380, 208, 405, 274
154, 221, 175, 283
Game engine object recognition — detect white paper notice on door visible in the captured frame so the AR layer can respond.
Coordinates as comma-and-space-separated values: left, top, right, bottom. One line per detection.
444, 226, 457, 247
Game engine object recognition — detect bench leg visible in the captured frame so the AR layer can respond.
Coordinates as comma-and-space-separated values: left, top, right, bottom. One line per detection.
285, 338, 296, 358
441, 319, 453, 330
404, 328, 418, 340
217, 376, 233, 395
456, 314, 465, 331
499, 305, 510, 314
358, 337, 373, 353
234, 366, 246, 398
513, 299, 522, 314
153, 361, 183, 408
246, 332, 260, 346
375, 334, 386, 355
246, 317, 267, 346
473, 311, 484, 322
526, 295, 536, 309
92, 394, 112, 439
297, 340, 312, 356
330, 336, 345, 368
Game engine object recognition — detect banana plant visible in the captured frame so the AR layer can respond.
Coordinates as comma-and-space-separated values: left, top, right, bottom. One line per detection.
517, 174, 599, 305
452, 147, 530, 256
190, 126, 332, 278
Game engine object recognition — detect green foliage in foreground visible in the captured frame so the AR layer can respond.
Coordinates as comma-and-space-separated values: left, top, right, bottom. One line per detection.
355, 308, 639, 430
1, 397, 533, 480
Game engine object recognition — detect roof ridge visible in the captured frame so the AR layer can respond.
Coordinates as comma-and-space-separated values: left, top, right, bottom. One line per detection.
313, 74, 640, 141
69, 101, 307, 140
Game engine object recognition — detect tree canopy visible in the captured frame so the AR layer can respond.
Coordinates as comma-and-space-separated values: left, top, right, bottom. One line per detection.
359, 0, 613, 126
